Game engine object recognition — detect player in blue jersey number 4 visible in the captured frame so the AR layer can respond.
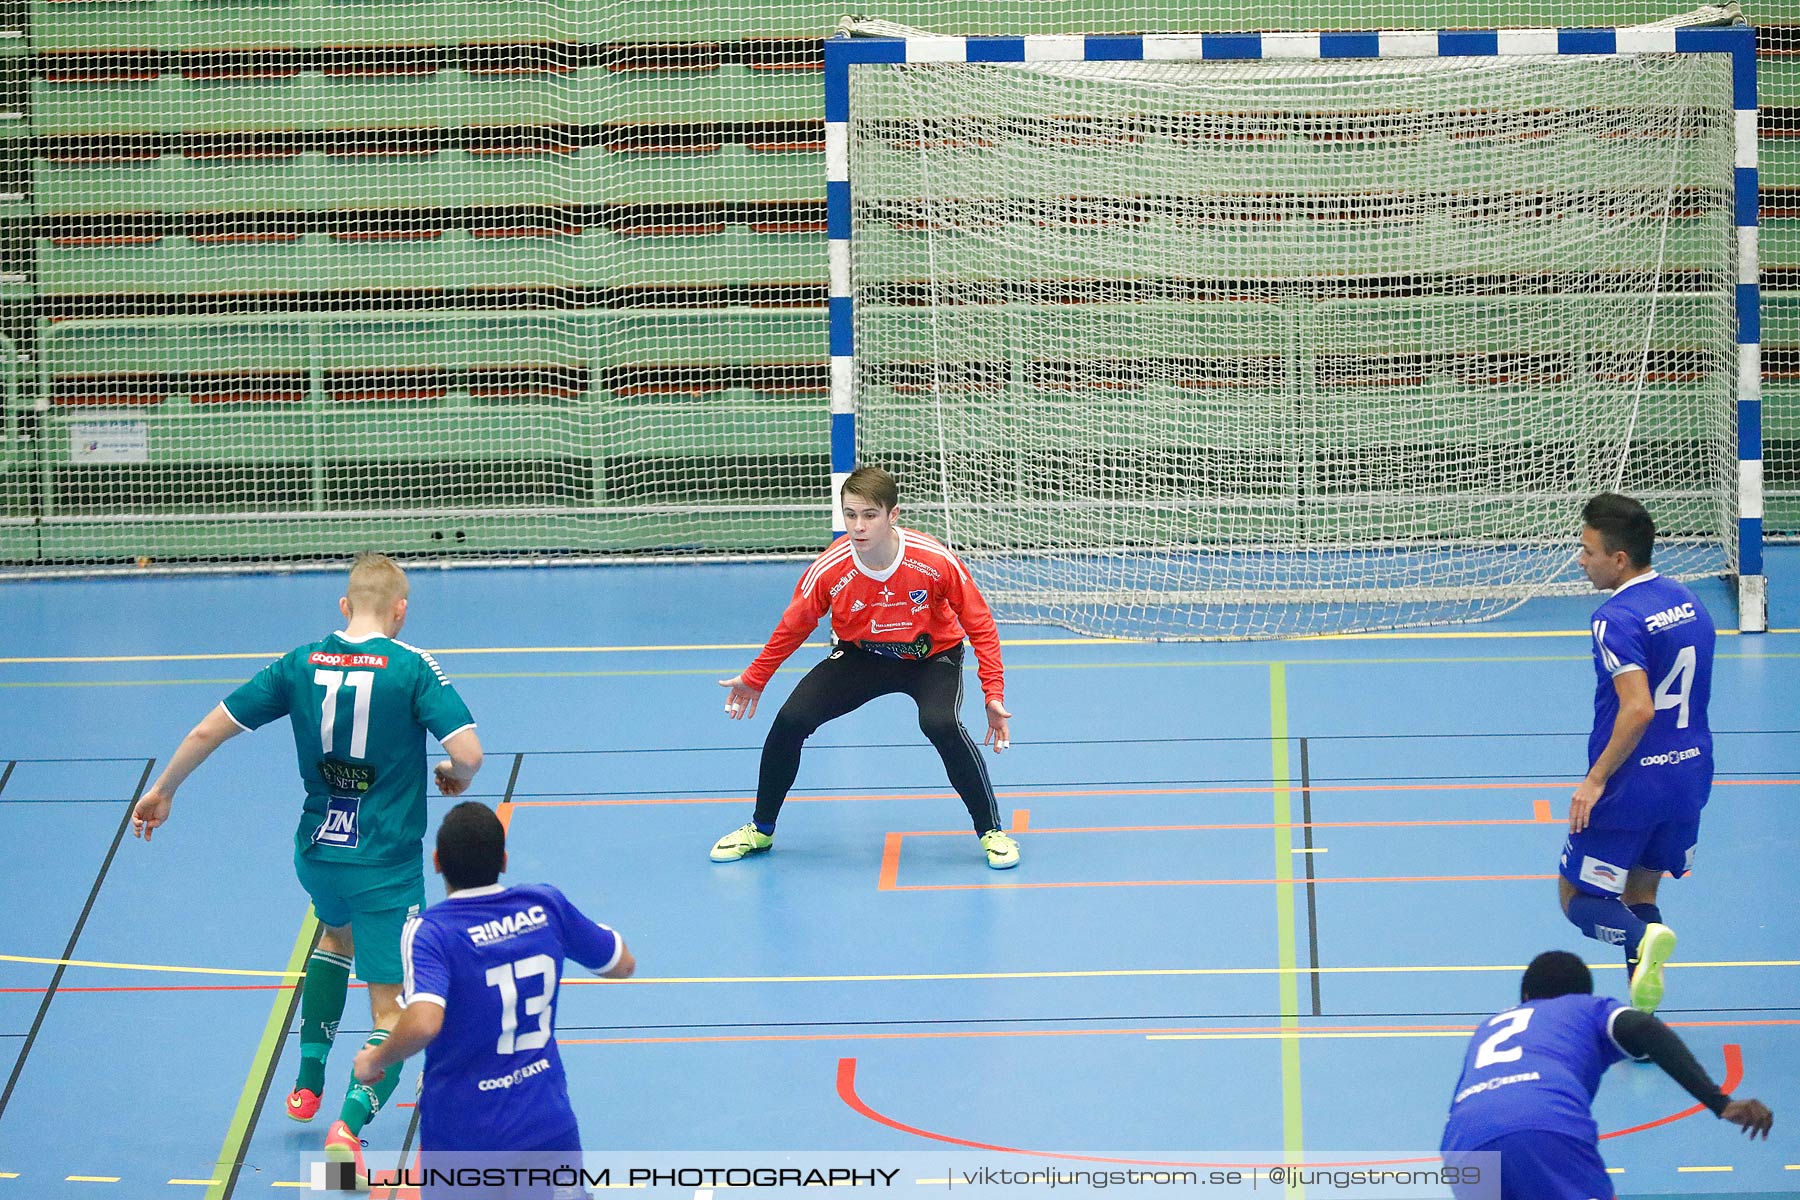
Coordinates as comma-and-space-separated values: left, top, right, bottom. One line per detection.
353, 802, 635, 1197
1560, 494, 1716, 1013
1441, 951, 1771, 1200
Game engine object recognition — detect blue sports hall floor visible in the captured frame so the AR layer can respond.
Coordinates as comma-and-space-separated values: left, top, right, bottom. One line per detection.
2, 549, 1796, 1199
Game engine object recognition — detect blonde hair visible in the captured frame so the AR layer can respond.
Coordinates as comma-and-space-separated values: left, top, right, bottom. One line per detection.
345, 552, 408, 613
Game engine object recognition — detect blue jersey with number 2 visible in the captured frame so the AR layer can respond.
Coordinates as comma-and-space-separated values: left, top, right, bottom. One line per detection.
1441, 993, 1639, 1151
402, 883, 622, 1152
1588, 571, 1715, 826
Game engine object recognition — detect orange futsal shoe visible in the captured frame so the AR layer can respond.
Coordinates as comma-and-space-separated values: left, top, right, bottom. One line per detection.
323, 1120, 369, 1191
285, 1087, 321, 1122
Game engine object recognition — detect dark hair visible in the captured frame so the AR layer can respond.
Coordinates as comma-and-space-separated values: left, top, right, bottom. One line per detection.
1581, 493, 1655, 567
841, 465, 899, 512
1520, 950, 1594, 1002
437, 801, 506, 891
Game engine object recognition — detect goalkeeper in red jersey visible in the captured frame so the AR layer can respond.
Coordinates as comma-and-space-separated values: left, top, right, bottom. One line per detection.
713, 466, 1018, 869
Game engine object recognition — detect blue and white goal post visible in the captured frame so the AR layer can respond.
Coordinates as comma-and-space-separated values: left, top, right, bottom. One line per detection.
825, 24, 1765, 640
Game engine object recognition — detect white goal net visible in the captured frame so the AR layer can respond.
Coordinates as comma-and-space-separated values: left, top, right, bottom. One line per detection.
844, 43, 1744, 638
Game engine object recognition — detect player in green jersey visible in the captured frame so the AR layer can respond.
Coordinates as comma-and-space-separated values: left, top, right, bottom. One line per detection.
132, 552, 484, 1157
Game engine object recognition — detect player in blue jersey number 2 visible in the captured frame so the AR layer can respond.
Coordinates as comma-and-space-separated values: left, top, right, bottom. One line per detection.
353, 802, 635, 1196
1441, 951, 1771, 1200
1560, 494, 1716, 1013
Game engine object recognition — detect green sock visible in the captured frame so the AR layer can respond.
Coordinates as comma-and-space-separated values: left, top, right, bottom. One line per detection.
338, 1028, 398, 1134
296, 949, 353, 1095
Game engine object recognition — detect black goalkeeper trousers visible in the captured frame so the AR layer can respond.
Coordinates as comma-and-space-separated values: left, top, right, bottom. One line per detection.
754, 642, 1001, 835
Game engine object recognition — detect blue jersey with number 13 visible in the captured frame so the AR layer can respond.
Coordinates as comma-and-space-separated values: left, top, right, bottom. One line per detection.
402, 883, 622, 1152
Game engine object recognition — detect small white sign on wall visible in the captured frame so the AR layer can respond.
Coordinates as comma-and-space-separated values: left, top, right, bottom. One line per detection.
69, 421, 149, 464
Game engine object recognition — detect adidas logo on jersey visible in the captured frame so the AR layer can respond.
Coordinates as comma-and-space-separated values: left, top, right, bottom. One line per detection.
467, 905, 550, 946
850, 599, 865, 612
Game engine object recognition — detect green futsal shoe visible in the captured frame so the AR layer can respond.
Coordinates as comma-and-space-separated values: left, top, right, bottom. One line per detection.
980, 829, 1020, 870
1629, 923, 1678, 1013
710, 823, 773, 862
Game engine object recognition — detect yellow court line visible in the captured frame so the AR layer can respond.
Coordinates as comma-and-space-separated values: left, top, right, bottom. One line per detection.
65, 1177, 120, 1184
0, 1173, 17, 1179
0, 952, 299, 979
4, 949, 1797, 984
1676, 1166, 1734, 1173
6, 627, 1797, 665
167, 1182, 222, 1188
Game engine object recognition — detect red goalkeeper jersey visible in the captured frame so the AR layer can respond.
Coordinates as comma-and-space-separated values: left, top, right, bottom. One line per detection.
740, 528, 1005, 704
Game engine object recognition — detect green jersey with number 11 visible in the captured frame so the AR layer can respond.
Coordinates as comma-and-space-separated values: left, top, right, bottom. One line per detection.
223, 631, 476, 867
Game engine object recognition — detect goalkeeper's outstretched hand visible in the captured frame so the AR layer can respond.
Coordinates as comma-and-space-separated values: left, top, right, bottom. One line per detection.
984, 699, 1012, 753
720, 675, 763, 720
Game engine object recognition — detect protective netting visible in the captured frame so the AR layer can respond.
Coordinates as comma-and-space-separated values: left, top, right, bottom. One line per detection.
0, 0, 1789, 584
846, 52, 1740, 637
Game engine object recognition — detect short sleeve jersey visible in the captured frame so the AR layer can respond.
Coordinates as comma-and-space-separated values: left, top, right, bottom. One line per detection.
1440, 993, 1639, 1152
222, 631, 475, 865
401, 883, 623, 1152
1588, 571, 1715, 823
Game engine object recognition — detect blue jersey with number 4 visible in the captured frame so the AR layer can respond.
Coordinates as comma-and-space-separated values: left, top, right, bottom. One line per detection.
402, 883, 622, 1152
1588, 571, 1715, 826
1441, 993, 1639, 1151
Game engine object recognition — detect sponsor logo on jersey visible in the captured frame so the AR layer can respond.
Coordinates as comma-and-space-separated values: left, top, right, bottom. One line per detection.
1645, 602, 1697, 634
908, 588, 928, 611
869, 619, 912, 633
318, 758, 375, 794
1638, 746, 1701, 767
849, 599, 865, 612
309, 651, 389, 669
467, 904, 551, 946
903, 558, 941, 580
1454, 1071, 1541, 1105
477, 1057, 552, 1091
1578, 856, 1625, 894
312, 795, 362, 848
873, 586, 905, 609
827, 571, 856, 599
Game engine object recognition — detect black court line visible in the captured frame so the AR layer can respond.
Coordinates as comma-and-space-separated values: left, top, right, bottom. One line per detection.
392, 1092, 423, 1186
1299, 737, 1322, 1018
220, 922, 321, 1200
0, 757, 152, 1122
502, 752, 524, 807
0, 761, 12, 797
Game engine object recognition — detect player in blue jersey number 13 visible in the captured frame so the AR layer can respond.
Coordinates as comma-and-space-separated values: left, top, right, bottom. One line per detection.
1560, 494, 1716, 1013
353, 802, 635, 1198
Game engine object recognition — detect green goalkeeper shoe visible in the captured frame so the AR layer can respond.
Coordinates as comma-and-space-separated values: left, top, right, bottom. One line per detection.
980, 829, 1020, 870
710, 823, 774, 862
1629, 923, 1677, 1013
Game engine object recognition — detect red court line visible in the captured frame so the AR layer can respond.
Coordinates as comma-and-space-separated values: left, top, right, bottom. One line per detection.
1014, 808, 1031, 832
1533, 799, 1553, 822
1601, 1044, 1744, 1139
507, 778, 1797, 809
881, 873, 1559, 892
836, 1049, 1744, 1166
